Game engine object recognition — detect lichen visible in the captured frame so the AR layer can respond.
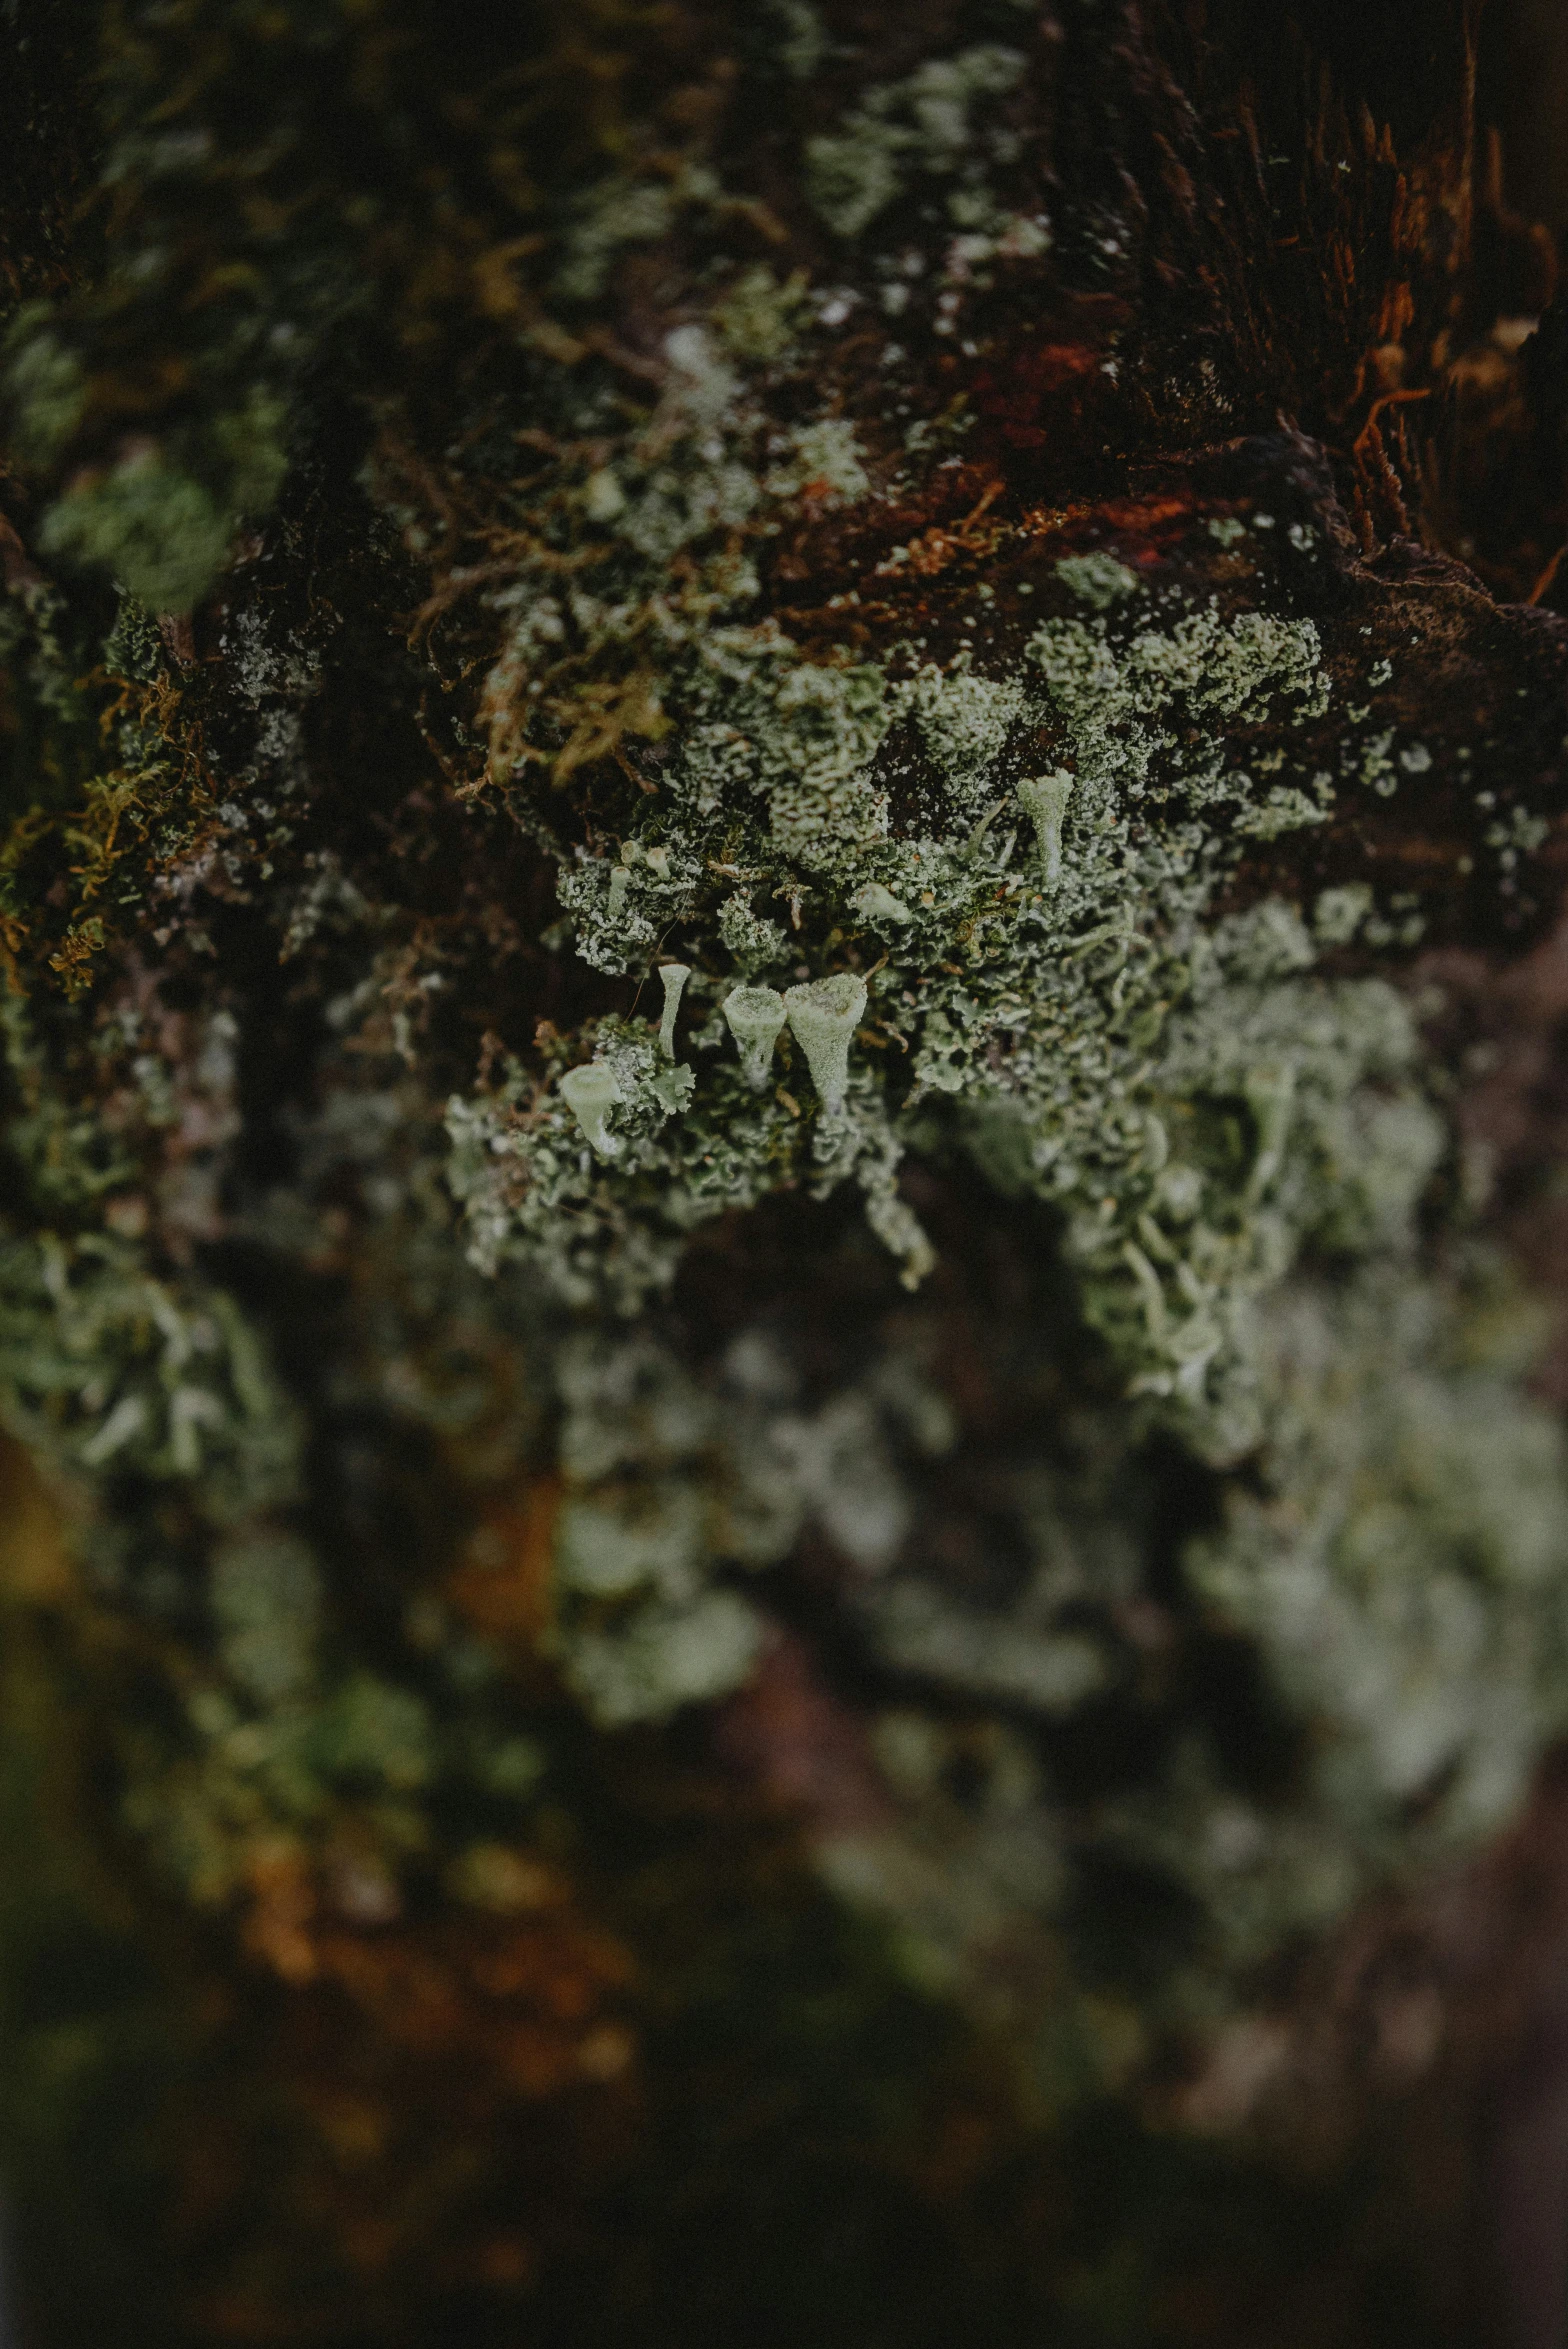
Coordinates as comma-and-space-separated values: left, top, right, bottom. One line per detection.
5, 7, 1568, 2327
806, 46, 1028, 239
446, 506, 1396, 1477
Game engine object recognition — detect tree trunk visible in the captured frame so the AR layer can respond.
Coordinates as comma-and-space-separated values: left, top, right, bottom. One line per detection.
3, 3, 1568, 2342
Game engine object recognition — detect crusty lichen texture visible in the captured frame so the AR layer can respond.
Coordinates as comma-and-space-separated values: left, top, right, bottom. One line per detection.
421, 51, 1568, 1922
4, 0, 1568, 2324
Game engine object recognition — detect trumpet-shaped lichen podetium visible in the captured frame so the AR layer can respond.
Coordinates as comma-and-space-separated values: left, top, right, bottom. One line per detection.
657, 963, 691, 1059
1016, 771, 1075, 883
723, 985, 788, 1091
560, 1062, 623, 1158
784, 974, 869, 1113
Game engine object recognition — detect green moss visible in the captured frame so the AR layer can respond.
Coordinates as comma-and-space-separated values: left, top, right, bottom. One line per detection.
1, 305, 88, 468
38, 387, 287, 613
41, 457, 229, 616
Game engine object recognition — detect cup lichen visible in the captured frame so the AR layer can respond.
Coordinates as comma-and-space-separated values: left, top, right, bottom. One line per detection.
783, 974, 870, 1114
656, 962, 691, 1060
4, 7, 1568, 2320
723, 985, 788, 1092
1015, 771, 1074, 883
560, 1062, 625, 1160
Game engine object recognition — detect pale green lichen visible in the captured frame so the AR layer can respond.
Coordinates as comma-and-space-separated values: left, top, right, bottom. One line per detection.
717, 893, 789, 971
526, 1216, 1568, 2071
32, 386, 289, 612
806, 46, 1028, 238
454, 502, 1444, 1483
1055, 551, 1139, 610
0, 1040, 302, 1511
656, 963, 690, 1059
723, 984, 787, 1090
713, 263, 812, 362
7, 28, 1556, 2167
559, 1588, 765, 1726
765, 418, 871, 505
1, 305, 88, 467
1016, 770, 1074, 881
40, 456, 234, 615
554, 1026, 696, 1170
765, 0, 827, 81
1189, 1274, 1568, 1852
560, 1061, 626, 1159
427, 345, 1560, 1872
539, 1324, 955, 1724
783, 973, 868, 1113
554, 175, 680, 303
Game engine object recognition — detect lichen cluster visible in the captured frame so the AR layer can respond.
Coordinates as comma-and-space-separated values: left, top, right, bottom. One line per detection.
3, 0, 1568, 2336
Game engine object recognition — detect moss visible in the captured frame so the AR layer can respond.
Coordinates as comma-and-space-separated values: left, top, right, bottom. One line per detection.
40, 457, 234, 616
1, 305, 88, 467
36, 387, 288, 612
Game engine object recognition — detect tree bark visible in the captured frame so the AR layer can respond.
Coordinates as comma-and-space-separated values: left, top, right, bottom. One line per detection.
3, 3, 1568, 2343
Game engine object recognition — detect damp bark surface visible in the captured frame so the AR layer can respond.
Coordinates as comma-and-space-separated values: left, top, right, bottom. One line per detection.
4, 4, 1568, 2345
